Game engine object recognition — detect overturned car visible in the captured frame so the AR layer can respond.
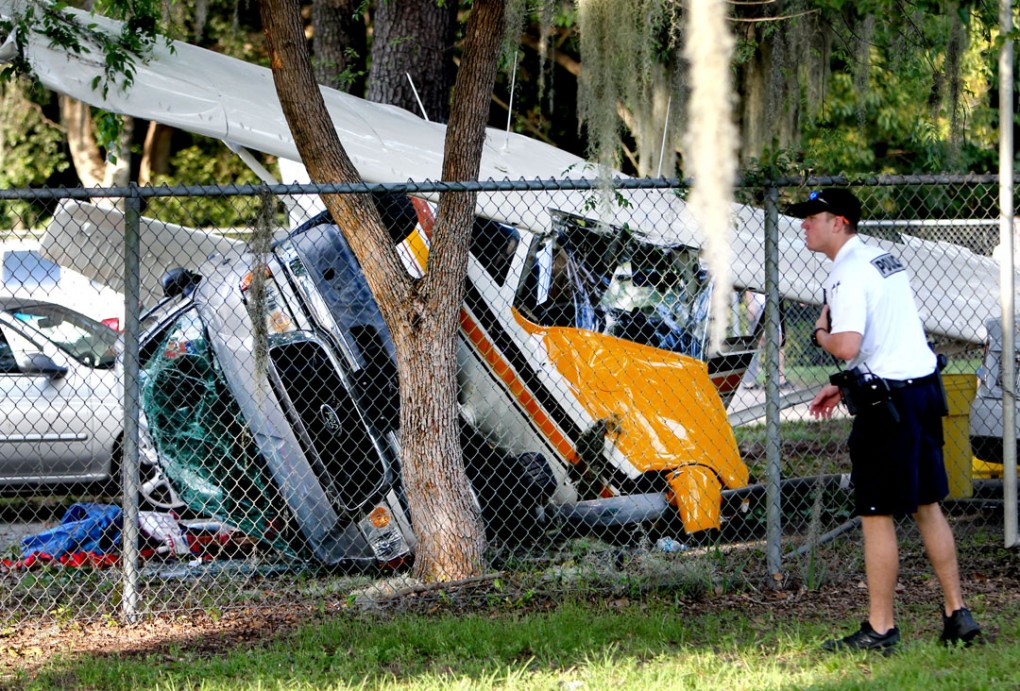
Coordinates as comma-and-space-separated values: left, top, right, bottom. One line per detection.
134, 200, 560, 567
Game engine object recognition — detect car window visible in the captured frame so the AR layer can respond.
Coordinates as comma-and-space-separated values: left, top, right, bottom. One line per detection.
0, 328, 19, 373
0, 322, 43, 370
7, 302, 119, 368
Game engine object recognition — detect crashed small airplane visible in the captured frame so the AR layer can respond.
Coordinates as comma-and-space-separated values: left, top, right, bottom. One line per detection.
1, 2, 1015, 565
46, 193, 749, 567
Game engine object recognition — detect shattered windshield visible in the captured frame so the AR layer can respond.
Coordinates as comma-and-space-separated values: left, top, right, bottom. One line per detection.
141, 308, 299, 557
514, 211, 713, 360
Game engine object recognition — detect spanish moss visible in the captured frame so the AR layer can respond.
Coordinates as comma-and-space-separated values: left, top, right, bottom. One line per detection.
577, 0, 662, 173
944, 4, 965, 168
853, 14, 874, 128
502, 0, 529, 65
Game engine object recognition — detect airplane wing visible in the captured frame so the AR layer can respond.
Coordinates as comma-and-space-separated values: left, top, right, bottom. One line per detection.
728, 205, 1009, 347
2, 0, 1012, 345
41, 200, 242, 309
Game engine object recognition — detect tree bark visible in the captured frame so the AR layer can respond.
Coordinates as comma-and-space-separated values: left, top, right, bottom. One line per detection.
100, 114, 132, 190
311, 0, 366, 92
139, 121, 173, 186
395, 0, 507, 582
61, 94, 132, 208
59, 95, 106, 188
367, 0, 458, 122
260, 0, 499, 582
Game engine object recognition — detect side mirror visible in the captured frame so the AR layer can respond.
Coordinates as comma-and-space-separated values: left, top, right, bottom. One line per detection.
20, 352, 68, 380
161, 268, 202, 299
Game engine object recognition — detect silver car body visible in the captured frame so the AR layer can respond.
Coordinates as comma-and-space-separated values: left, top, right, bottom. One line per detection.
970, 317, 1016, 464
0, 299, 120, 485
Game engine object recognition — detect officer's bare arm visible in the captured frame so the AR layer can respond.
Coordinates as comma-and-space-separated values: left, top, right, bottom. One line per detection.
816, 330, 862, 361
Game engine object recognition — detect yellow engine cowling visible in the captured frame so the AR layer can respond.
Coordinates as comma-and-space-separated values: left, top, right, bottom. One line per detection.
665, 465, 724, 533
517, 316, 747, 532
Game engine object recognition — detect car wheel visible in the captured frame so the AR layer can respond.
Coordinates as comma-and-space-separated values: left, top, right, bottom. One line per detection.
136, 422, 187, 514
138, 460, 186, 513
110, 432, 188, 514
488, 451, 556, 542
514, 452, 558, 506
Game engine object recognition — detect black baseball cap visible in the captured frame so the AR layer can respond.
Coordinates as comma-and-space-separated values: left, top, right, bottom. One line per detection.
787, 188, 861, 225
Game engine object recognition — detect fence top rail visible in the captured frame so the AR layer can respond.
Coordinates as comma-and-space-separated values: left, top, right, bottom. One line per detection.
0, 173, 1004, 201
2, 178, 676, 201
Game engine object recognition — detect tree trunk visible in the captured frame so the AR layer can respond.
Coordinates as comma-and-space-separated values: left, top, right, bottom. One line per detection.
61, 94, 133, 208
139, 121, 173, 185
260, 0, 500, 582
311, 0, 366, 92
101, 115, 132, 189
59, 95, 106, 188
367, 0, 458, 122
395, 0, 507, 581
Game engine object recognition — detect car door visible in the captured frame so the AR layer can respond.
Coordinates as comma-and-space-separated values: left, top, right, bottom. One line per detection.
0, 316, 106, 484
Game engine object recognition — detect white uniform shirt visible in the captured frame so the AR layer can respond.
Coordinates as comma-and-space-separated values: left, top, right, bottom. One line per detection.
825, 235, 935, 379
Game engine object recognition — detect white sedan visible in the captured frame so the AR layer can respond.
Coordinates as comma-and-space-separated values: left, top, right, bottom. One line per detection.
0, 297, 180, 510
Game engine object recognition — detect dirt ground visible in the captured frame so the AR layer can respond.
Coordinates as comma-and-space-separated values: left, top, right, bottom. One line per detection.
1, 521, 1017, 680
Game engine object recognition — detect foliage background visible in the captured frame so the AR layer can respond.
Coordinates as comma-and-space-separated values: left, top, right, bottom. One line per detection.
2, 0, 1013, 204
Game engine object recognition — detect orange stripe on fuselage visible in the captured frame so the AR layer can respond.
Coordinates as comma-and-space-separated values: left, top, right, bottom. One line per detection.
406, 198, 582, 471
410, 198, 435, 240
458, 309, 580, 466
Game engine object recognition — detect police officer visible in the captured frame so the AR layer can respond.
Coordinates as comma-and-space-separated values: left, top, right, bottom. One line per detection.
790, 188, 981, 652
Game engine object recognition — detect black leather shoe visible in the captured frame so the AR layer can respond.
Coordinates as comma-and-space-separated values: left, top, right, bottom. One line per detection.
940, 608, 982, 647
822, 621, 900, 654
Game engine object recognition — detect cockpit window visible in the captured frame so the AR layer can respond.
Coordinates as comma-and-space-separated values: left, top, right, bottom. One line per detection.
470, 218, 520, 286
513, 210, 713, 360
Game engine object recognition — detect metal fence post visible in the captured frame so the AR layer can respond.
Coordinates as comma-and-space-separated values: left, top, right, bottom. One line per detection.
764, 182, 782, 577
1000, 0, 1018, 549
121, 186, 142, 621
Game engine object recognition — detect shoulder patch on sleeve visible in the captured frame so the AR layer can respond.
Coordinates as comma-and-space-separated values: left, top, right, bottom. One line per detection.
870, 253, 905, 278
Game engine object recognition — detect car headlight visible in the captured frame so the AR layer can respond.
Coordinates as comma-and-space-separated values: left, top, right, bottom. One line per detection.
240, 267, 296, 334
359, 505, 411, 563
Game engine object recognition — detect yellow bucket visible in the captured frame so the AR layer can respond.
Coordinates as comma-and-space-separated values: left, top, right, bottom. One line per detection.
942, 374, 977, 498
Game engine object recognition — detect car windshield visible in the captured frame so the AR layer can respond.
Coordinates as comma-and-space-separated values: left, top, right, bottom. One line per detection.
5, 301, 119, 368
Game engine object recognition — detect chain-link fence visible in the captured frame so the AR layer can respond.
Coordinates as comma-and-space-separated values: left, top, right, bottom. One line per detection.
0, 175, 1013, 625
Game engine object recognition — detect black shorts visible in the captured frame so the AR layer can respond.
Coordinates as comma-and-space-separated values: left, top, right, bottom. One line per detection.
847, 377, 949, 516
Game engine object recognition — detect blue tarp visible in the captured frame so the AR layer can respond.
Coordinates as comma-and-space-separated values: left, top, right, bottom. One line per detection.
21, 503, 122, 558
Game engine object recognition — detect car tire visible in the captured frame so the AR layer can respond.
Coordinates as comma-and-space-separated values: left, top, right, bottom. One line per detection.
514, 451, 558, 507
110, 434, 188, 515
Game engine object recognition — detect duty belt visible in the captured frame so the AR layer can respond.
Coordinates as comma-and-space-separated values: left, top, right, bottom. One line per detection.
883, 370, 939, 390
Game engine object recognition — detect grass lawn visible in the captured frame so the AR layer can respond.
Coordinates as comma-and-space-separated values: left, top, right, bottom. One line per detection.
6, 588, 1018, 690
